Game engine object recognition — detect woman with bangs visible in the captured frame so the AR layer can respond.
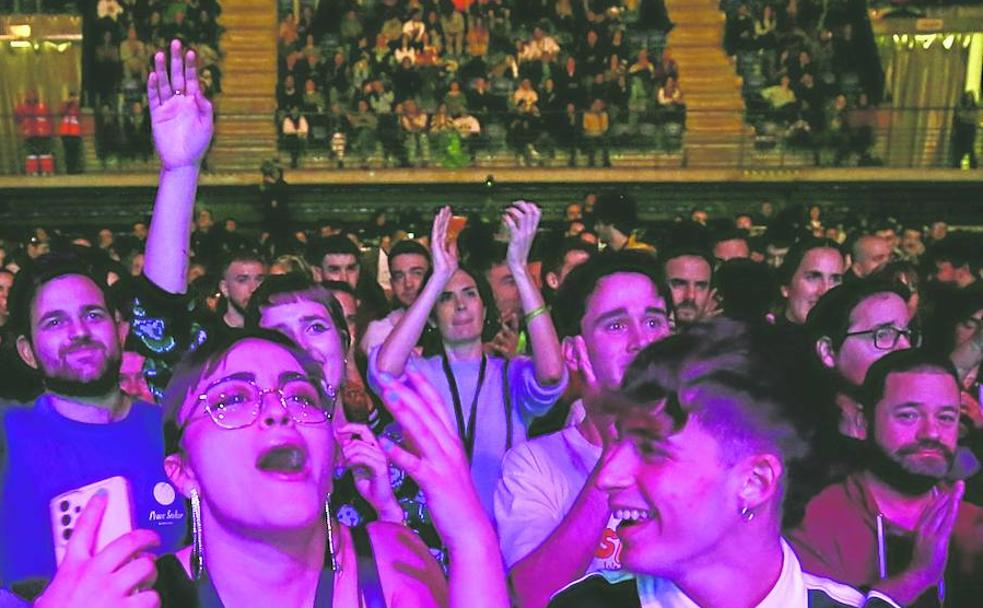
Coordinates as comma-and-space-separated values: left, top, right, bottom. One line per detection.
373, 205, 567, 516
153, 329, 507, 607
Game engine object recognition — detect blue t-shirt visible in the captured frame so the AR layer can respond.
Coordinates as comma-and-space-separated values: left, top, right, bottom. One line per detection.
0, 396, 185, 587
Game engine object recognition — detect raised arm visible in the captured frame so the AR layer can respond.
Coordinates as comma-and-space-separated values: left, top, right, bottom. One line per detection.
375, 207, 457, 376
503, 202, 564, 385
144, 40, 214, 295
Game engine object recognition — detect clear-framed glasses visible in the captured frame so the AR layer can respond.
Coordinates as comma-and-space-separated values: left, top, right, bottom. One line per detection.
843, 326, 921, 351
189, 372, 335, 431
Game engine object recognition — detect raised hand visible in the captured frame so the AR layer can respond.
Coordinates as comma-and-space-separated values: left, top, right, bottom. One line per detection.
430, 206, 460, 283
148, 40, 213, 171
377, 369, 483, 542
35, 492, 161, 608
503, 200, 541, 271
336, 422, 403, 524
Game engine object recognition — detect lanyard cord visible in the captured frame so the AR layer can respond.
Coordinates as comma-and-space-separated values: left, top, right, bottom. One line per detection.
441, 349, 488, 461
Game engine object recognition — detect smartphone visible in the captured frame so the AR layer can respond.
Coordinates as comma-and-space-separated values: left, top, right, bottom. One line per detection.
446, 215, 467, 246
50, 476, 135, 565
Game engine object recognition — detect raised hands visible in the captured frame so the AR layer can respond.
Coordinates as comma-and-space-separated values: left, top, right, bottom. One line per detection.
336, 422, 403, 524
430, 206, 460, 284
148, 40, 213, 171
376, 369, 509, 608
34, 492, 161, 608
503, 201, 541, 272
377, 368, 478, 540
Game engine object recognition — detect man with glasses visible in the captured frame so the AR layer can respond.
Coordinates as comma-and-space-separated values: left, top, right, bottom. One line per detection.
808, 280, 917, 439
790, 349, 983, 607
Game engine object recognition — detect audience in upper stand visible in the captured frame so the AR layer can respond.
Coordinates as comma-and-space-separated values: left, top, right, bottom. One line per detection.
275, 0, 677, 168
4, 37, 983, 608
723, 0, 883, 165
87, 0, 223, 169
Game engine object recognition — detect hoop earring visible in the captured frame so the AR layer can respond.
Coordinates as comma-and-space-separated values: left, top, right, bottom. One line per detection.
325, 493, 339, 572
740, 505, 755, 523
190, 488, 204, 580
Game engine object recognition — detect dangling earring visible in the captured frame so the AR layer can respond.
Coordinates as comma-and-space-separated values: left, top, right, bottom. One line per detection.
740, 505, 755, 523
190, 488, 204, 579
325, 493, 339, 571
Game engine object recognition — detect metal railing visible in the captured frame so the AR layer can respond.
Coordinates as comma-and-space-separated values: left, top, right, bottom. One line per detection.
1, 106, 979, 174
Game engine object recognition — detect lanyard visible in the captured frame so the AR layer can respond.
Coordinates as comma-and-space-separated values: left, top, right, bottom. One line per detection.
441, 350, 487, 461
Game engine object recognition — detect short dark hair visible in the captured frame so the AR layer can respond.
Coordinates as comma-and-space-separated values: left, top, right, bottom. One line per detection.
161, 328, 332, 455
661, 247, 715, 277
859, 348, 959, 426
244, 272, 351, 353
540, 238, 596, 286
316, 235, 361, 265
712, 229, 750, 248
8, 252, 118, 338
929, 235, 979, 273
592, 191, 638, 236
219, 250, 267, 277
552, 249, 664, 339
777, 238, 842, 286
388, 239, 431, 272
806, 279, 910, 349
617, 320, 808, 467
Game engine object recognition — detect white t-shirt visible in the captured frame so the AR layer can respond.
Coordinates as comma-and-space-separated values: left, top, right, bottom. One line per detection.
495, 425, 623, 574
361, 308, 404, 356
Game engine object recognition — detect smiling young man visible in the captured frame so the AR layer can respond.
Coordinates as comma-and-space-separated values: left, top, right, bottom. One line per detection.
549, 321, 902, 608
790, 350, 983, 607
0, 41, 213, 597
496, 251, 671, 608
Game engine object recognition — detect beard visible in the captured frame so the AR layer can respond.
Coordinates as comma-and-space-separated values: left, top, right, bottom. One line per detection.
674, 300, 698, 323
864, 439, 954, 496
42, 343, 123, 399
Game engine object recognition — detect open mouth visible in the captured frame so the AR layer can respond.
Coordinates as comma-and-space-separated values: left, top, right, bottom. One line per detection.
256, 443, 308, 475
614, 508, 650, 530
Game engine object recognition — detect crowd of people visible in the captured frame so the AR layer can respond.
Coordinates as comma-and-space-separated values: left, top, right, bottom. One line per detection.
88, 0, 222, 168
723, 0, 882, 165
2, 39, 983, 608
275, 0, 679, 169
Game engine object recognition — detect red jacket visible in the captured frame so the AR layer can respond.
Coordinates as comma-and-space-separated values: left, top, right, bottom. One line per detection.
58, 100, 81, 137
15, 101, 52, 138
788, 473, 983, 607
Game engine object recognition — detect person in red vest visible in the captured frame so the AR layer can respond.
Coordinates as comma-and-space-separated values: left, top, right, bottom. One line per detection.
58, 91, 83, 174
14, 90, 54, 175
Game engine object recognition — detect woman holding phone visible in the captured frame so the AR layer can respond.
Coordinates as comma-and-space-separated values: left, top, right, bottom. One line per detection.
372, 204, 567, 516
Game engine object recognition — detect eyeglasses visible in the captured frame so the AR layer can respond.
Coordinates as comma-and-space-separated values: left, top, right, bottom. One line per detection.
187, 372, 335, 431
843, 326, 921, 350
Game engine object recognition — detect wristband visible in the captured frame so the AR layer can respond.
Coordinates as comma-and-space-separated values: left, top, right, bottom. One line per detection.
524, 305, 548, 324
